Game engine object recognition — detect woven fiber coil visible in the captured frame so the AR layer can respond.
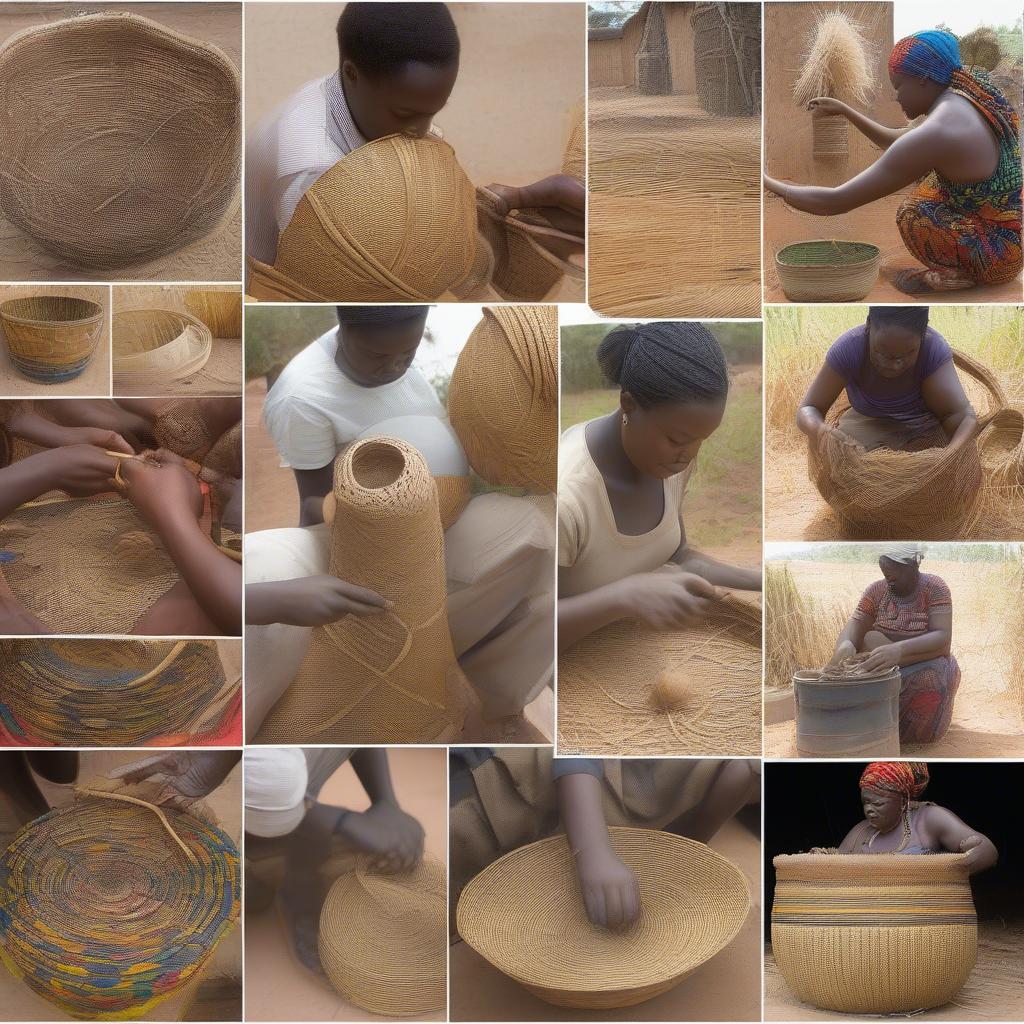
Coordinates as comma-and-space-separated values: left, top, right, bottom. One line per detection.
448, 305, 558, 493
0, 792, 240, 1020
0, 639, 235, 747
183, 290, 242, 339
812, 115, 849, 159
255, 437, 467, 743
771, 852, 977, 1013
458, 827, 750, 1009
775, 240, 882, 301
0, 296, 103, 384
319, 856, 446, 1017
248, 134, 479, 302
692, 3, 762, 117
558, 591, 762, 756
0, 12, 240, 271
113, 309, 213, 392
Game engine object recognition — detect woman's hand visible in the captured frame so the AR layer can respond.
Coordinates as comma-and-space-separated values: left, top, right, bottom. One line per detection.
61, 427, 134, 454
860, 643, 902, 672
116, 450, 203, 526
39, 445, 118, 497
111, 751, 240, 809
247, 576, 392, 627
619, 569, 716, 629
828, 639, 856, 666
336, 800, 425, 873
807, 97, 850, 119
575, 844, 641, 930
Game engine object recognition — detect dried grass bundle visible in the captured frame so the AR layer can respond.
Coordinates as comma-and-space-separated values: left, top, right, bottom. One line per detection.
793, 12, 874, 107
1008, 556, 1024, 722
959, 27, 1002, 72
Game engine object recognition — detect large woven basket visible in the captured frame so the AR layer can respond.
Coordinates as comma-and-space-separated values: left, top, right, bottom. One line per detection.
458, 828, 750, 1009
0, 792, 240, 1020
772, 853, 977, 1013
692, 3, 762, 116
0, 12, 240, 271
113, 308, 213, 391
184, 290, 243, 339
0, 296, 103, 384
776, 240, 881, 301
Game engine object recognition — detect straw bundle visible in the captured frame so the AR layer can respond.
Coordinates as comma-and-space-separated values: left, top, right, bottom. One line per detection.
775, 240, 881, 301
184, 290, 243, 339
692, 3, 761, 117
113, 309, 213, 392
558, 591, 762, 756
458, 827, 750, 1009
959, 28, 1002, 72
448, 306, 558, 493
772, 853, 976, 1013
0, 296, 104, 384
319, 857, 446, 1017
0, 13, 240, 271
255, 438, 466, 743
0, 792, 239, 1019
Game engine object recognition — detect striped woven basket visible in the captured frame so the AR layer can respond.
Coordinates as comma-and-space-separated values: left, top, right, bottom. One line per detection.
113, 308, 213, 391
771, 852, 977, 1013
775, 240, 881, 302
457, 827, 750, 1009
184, 289, 243, 339
0, 296, 103, 383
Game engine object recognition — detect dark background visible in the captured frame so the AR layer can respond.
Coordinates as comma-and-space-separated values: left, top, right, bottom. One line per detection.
764, 761, 1024, 939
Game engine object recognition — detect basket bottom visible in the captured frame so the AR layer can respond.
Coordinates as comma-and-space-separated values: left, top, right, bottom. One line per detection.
9, 354, 91, 384
522, 973, 688, 1009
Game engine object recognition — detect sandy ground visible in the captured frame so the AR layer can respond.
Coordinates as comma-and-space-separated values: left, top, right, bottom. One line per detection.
764, 192, 1024, 304
244, 748, 446, 1023
450, 815, 761, 1022
764, 558, 1024, 759
765, 921, 1024, 1021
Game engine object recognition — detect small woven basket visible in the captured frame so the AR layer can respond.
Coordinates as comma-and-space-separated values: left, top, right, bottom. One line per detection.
457, 827, 750, 1009
0, 296, 103, 383
812, 115, 849, 160
776, 239, 881, 301
113, 308, 213, 390
184, 289, 243, 339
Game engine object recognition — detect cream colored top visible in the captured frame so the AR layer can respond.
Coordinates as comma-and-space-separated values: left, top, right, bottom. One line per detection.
558, 420, 693, 598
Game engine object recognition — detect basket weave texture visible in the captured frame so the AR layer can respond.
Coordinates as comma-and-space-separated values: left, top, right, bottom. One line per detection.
113, 308, 213, 391
775, 240, 882, 301
0, 296, 103, 384
692, 3, 762, 116
458, 827, 750, 1009
183, 290, 243, 339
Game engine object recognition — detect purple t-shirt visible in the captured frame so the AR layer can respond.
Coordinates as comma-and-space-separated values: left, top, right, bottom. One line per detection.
825, 324, 953, 422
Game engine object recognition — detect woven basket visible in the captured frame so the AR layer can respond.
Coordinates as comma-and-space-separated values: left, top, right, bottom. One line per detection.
0, 12, 240, 271
113, 308, 213, 391
458, 827, 750, 1009
0, 793, 240, 1020
448, 305, 558, 493
772, 853, 977, 1013
319, 857, 446, 1017
0, 296, 103, 384
692, 3, 762, 117
184, 290, 243, 339
812, 115, 848, 160
776, 240, 881, 301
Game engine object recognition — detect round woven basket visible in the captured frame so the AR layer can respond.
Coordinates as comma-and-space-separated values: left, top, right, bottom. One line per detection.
184, 290, 243, 339
0, 793, 240, 1019
776, 240, 881, 302
319, 857, 446, 1017
0, 296, 103, 384
113, 308, 213, 390
457, 827, 750, 1009
772, 852, 977, 1013
0, 12, 240, 271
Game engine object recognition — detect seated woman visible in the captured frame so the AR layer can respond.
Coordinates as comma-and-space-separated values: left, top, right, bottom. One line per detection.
838, 761, 997, 873
796, 305, 978, 455
829, 546, 960, 744
765, 31, 1021, 296
558, 322, 760, 654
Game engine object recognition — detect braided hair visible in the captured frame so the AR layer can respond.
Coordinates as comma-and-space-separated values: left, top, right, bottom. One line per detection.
597, 322, 729, 408
866, 305, 929, 337
337, 4, 460, 78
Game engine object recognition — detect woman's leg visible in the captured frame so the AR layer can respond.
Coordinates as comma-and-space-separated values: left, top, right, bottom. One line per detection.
132, 579, 222, 635
663, 759, 760, 843
899, 656, 961, 744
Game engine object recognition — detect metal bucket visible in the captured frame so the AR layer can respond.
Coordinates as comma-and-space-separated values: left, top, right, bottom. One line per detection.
793, 668, 901, 757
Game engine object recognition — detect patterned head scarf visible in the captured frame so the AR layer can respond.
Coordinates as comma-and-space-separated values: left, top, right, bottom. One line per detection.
860, 761, 930, 799
881, 543, 924, 566
889, 30, 962, 86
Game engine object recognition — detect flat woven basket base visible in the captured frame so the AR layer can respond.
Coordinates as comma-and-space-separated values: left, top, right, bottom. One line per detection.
319, 856, 446, 1018
558, 594, 762, 756
457, 827, 750, 1009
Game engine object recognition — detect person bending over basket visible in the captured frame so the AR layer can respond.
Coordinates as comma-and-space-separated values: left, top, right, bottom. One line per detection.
836, 761, 996, 870
764, 31, 1021, 296
558, 322, 760, 654
796, 305, 978, 456
827, 546, 960, 744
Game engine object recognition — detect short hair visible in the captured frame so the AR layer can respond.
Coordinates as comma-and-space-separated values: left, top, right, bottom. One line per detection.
866, 305, 929, 336
337, 3, 460, 77
335, 305, 429, 326
597, 322, 729, 408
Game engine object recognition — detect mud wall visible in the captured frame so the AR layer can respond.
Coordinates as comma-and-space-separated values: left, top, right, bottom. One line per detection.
589, 35, 625, 87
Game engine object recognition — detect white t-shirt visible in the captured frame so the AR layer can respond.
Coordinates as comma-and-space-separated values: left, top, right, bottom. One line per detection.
262, 327, 446, 470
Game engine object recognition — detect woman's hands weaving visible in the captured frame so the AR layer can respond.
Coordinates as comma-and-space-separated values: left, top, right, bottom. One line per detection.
620, 568, 717, 629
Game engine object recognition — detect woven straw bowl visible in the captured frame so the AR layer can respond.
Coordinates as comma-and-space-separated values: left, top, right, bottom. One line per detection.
458, 827, 750, 1008
776, 240, 881, 302
113, 308, 213, 386
0, 296, 103, 383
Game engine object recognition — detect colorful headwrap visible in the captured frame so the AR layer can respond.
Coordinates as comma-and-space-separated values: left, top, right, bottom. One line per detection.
889, 31, 962, 86
860, 761, 930, 799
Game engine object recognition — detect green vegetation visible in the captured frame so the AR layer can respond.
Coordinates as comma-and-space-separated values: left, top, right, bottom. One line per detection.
767, 542, 1023, 564
244, 305, 336, 381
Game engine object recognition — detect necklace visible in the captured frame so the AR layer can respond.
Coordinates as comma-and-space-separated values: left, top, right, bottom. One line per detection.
866, 801, 913, 852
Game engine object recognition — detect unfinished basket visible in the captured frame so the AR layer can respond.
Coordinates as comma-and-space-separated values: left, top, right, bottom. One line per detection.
776, 240, 881, 301
458, 827, 750, 1009
184, 290, 243, 339
113, 308, 213, 391
0, 12, 240, 271
0, 793, 240, 1019
772, 852, 977, 1013
812, 115, 849, 159
0, 296, 103, 384
319, 856, 446, 1017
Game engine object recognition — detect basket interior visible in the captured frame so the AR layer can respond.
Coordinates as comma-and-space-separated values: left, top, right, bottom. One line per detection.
0, 296, 102, 325
114, 309, 194, 356
777, 240, 880, 269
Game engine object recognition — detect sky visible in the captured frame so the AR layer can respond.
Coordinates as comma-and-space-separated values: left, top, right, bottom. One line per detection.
894, 0, 1022, 36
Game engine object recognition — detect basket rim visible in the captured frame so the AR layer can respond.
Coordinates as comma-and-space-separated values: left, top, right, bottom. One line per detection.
775, 239, 882, 269
113, 307, 212, 357
0, 295, 103, 326
773, 851, 971, 876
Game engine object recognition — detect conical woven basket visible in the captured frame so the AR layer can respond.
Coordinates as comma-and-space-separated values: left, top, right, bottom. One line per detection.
184, 290, 243, 339
0, 296, 103, 384
0, 12, 240, 271
776, 240, 881, 302
448, 305, 558, 493
319, 856, 446, 1017
113, 308, 213, 392
0, 792, 240, 1020
772, 852, 977, 1013
458, 827, 750, 1009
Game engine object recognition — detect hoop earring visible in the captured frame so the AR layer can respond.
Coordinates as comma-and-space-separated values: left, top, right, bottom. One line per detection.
622, 414, 628, 426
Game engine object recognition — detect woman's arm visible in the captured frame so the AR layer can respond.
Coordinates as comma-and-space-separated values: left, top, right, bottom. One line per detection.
807, 97, 911, 149
837, 819, 869, 853
245, 576, 390, 625
921, 361, 978, 443
861, 606, 952, 671
797, 364, 848, 440
0, 446, 118, 519
673, 547, 761, 590
922, 805, 998, 874
4, 408, 134, 455
293, 464, 335, 527
830, 613, 870, 664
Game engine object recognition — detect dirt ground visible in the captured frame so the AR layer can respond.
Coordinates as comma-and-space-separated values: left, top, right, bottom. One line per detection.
764, 558, 1024, 759
450, 816, 761, 1022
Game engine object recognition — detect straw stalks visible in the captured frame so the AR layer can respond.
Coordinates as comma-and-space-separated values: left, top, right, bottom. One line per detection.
793, 12, 874, 107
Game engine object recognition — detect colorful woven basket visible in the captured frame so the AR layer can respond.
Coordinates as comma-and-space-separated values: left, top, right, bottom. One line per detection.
457, 827, 750, 1009
0, 296, 103, 383
772, 852, 977, 1013
113, 308, 213, 391
0, 792, 240, 1019
776, 240, 881, 301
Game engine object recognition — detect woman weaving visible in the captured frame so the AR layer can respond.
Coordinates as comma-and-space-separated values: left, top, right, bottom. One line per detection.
765, 31, 1021, 296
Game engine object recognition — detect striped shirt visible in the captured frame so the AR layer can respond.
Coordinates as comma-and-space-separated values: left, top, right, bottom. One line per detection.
853, 573, 952, 635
